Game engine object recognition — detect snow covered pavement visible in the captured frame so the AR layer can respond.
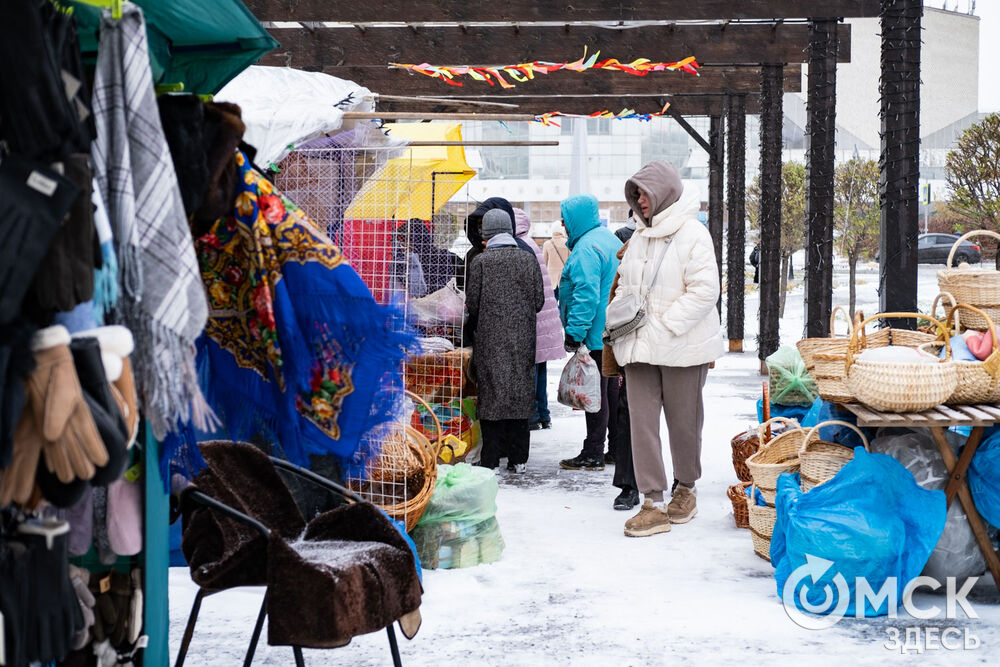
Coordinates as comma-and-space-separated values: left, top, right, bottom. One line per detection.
169, 263, 1000, 665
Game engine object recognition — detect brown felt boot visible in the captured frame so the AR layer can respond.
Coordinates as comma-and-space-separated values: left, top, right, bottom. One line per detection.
624, 499, 671, 537
667, 484, 698, 524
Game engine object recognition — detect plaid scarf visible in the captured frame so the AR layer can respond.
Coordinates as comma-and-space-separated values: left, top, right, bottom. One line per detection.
90, 5, 210, 437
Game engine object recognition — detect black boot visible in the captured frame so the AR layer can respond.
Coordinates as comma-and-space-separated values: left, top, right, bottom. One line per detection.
613, 488, 640, 510
559, 452, 605, 471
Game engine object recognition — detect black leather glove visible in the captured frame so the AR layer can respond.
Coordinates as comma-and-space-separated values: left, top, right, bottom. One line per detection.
70, 337, 128, 485
564, 336, 582, 354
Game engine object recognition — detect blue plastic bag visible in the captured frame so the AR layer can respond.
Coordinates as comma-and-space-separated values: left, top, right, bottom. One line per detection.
969, 427, 1000, 530
756, 398, 810, 424
771, 448, 946, 618
799, 399, 872, 448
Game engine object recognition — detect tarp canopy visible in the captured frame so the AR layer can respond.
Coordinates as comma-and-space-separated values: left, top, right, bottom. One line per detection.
216, 66, 375, 167
71, 0, 277, 95
344, 123, 477, 220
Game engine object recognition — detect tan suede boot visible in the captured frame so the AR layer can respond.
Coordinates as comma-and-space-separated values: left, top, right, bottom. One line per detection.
667, 485, 698, 524
624, 499, 671, 537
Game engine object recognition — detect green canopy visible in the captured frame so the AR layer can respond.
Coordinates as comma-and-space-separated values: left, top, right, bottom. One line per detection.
71, 0, 277, 95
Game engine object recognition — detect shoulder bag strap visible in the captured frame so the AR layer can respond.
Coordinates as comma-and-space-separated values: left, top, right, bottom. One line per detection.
640, 238, 672, 307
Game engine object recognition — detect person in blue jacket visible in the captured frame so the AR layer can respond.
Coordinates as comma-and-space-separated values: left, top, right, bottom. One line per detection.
557, 193, 623, 471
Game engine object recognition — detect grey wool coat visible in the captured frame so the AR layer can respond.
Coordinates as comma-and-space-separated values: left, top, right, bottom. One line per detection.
467, 245, 545, 420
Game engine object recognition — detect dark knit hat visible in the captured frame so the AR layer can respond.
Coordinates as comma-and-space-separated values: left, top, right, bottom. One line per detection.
481, 208, 513, 239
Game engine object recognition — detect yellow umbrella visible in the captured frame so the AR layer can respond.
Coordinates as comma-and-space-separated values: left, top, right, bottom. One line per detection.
344, 123, 477, 220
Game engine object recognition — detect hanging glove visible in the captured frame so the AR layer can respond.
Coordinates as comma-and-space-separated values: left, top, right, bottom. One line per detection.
70, 337, 128, 485
0, 410, 44, 506
24, 326, 108, 483
0, 318, 37, 467
21, 526, 83, 664
564, 335, 582, 353
68, 565, 96, 650
73, 326, 138, 448
127, 568, 143, 645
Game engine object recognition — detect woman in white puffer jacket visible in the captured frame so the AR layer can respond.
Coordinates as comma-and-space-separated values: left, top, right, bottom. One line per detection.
610, 161, 724, 537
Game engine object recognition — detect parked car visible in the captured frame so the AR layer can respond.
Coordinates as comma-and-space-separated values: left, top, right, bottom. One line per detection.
917, 233, 981, 265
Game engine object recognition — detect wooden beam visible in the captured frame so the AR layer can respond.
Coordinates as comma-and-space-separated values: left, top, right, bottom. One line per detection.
666, 107, 712, 155
758, 64, 784, 361
709, 114, 725, 314
260, 24, 851, 68
274, 64, 801, 98
247, 0, 881, 22
375, 94, 762, 116
343, 112, 536, 121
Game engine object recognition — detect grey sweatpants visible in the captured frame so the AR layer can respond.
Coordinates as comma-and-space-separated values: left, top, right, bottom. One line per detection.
624, 362, 710, 503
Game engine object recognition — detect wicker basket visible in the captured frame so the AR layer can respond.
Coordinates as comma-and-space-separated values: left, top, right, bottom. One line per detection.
845, 312, 958, 412
356, 391, 443, 531
747, 484, 778, 562
727, 481, 752, 529
937, 230, 1000, 331
799, 420, 870, 491
801, 307, 866, 404
746, 417, 804, 505
924, 299, 1000, 405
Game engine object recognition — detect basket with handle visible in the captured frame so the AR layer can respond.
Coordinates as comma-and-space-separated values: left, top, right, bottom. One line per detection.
844, 312, 958, 413
804, 308, 871, 404
797, 305, 855, 369
747, 484, 778, 562
731, 382, 777, 482
937, 230, 1000, 331
746, 416, 804, 505
356, 390, 443, 531
799, 420, 870, 491
924, 298, 1000, 405
727, 481, 752, 529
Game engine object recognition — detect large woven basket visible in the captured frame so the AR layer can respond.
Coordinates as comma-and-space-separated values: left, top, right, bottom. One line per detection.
801, 307, 870, 404
799, 420, 869, 491
747, 484, 778, 562
845, 312, 958, 412
937, 230, 1000, 331
355, 391, 443, 531
924, 298, 1000, 405
797, 306, 855, 369
746, 417, 803, 505
727, 481, 752, 529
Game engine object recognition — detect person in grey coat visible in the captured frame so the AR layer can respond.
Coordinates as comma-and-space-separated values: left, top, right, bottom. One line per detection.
467, 208, 545, 473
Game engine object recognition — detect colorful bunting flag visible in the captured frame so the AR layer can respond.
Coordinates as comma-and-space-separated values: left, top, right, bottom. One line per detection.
389, 49, 699, 89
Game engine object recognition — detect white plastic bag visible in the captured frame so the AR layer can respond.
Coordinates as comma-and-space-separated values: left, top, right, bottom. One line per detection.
410, 278, 465, 328
557, 347, 601, 413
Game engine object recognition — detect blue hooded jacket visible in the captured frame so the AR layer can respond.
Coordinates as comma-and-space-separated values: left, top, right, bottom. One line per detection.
558, 194, 622, 351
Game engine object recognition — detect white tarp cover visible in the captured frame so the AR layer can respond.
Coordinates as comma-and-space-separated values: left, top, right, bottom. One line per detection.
216, 66, 374, 166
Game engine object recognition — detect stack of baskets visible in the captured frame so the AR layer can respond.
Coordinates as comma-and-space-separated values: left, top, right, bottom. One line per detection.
745, 417, 804, 561
797, 306, 863, 404
938, 230, 1000, 331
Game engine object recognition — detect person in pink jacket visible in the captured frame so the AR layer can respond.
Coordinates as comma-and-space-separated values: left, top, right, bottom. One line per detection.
514, 208, 565, 429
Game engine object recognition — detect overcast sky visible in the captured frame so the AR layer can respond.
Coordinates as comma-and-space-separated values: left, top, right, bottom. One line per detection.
975, 1, 1000, 110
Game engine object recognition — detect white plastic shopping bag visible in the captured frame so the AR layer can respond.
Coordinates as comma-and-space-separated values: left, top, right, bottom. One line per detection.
557, 347, 601, 413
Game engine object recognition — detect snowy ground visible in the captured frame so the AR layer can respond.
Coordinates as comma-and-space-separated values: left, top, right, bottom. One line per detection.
169, 261, 1000, 665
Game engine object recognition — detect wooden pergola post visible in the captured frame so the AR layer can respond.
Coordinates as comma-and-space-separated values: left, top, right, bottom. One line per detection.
804, 18, 839, 338
878, 0, 922, 324
758, 63, 784, 370
709, 114, 726, 314
726, 93, 747, 352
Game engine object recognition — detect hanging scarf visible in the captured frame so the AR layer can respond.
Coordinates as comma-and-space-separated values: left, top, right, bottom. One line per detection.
89, 5, 210, 437
195, 151, 415, 471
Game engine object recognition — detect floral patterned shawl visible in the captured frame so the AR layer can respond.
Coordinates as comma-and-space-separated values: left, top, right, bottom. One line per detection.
194, 151, 414, 470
